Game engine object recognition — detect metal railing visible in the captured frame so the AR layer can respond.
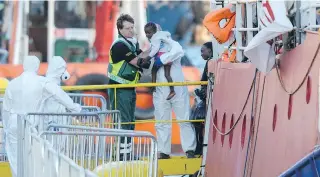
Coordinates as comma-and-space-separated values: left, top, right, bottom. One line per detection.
24, 130, 97, 177
18, 113, 158, 177
0, 98, 7, 162
68, 93, 108, 111
41, 125, 158, 177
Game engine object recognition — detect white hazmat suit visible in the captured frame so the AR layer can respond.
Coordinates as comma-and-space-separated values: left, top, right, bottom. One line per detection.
42, 56, 81, 124
152, 34, 196, 156
2, 56, 81, 177
42, 56, 81, 153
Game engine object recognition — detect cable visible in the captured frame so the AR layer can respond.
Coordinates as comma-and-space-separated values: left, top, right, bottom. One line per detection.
276, 43, 320, 95
211, 69, 258, 136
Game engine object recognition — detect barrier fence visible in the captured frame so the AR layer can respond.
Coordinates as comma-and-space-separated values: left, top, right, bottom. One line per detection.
68, 93, 107, 112
0, 123, 6, 162
41, 126, 158, 177
18, 112, 158, 177
25, 131, 97, 177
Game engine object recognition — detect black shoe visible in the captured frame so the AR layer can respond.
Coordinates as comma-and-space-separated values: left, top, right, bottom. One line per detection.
158, 153, 170, 159
186, 150, 195, 158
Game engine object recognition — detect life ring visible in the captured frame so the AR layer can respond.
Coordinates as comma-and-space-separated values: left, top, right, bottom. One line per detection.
203, 4, 236, 44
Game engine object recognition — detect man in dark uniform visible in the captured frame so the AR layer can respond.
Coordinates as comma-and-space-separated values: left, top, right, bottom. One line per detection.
107, 14, 150, 160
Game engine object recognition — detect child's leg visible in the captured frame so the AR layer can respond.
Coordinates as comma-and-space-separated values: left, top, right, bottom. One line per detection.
164, 64, 176, 100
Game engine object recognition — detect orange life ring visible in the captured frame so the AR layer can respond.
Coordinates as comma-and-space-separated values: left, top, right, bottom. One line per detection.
203, 5, 236, 44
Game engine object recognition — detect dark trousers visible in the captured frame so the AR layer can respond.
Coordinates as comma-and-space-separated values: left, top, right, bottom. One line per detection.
193, 122, 204, 155
108, 88, 136, 154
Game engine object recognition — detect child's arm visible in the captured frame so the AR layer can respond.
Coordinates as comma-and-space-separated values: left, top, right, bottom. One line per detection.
148, 38, 161, 59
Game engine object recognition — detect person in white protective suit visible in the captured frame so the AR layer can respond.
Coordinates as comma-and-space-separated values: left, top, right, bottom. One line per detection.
42, 56, 82, 152
150, 25, 197, 159
2, 56, 81, 177
42, 56, 81, 124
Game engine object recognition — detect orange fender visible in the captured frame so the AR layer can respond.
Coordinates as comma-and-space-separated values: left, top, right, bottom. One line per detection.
203, 5, 236, 44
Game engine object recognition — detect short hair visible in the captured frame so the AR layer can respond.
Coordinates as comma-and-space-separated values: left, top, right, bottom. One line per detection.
203, 42, 213, 51
117, 14, 134, 30
144, 22, 157, 32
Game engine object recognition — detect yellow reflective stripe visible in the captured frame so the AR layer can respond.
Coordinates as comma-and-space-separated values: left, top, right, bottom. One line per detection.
108, 72, 131, 84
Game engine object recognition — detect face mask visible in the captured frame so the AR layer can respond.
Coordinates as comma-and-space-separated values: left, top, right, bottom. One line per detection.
61, 70, 70, 81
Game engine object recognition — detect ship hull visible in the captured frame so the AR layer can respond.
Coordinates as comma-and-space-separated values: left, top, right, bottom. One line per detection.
205, 31, 320, 177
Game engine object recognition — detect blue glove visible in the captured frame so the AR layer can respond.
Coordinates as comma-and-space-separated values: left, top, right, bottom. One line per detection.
153, 58, 164, 68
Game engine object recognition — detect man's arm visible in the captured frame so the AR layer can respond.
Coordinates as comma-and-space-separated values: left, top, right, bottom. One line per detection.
44, 82, 82, 113
111, 42, 150, 69
201, 61, 209, 81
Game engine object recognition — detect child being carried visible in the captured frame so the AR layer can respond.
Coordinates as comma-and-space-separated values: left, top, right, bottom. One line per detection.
142, 22, 176, 100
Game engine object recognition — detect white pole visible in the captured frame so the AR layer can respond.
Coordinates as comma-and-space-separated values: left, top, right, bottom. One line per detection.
22, 0, 29, 63
47, 0, 55, 63
135, 1, 148, 48
13, 1, 23, 65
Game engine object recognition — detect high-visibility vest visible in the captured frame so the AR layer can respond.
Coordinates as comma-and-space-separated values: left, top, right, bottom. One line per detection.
107, 38, 140, 84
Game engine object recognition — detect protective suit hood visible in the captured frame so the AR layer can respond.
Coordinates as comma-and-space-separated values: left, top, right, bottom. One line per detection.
46, 56, 70, 85
23, 56, 40, 73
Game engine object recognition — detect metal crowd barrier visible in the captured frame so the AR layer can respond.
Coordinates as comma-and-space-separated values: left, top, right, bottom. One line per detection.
82, 106, 102, 112
0, 97, 3, 120
18, 113, 158, 177
0, 93, 121, 164
24, 111, 121, 131
20, 120, 97, 177
40, 125, 158, 177
96, 111, 121, 129
68, 93, 107, 111
0, 98, 7, 162
0, 123, 6, 162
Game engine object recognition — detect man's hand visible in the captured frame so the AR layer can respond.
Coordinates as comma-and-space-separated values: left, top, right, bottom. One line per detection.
137, 58, 151, 69
195, 88, 206, 100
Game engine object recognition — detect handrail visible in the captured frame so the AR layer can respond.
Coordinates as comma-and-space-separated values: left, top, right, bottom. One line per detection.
0, 81, 208, 93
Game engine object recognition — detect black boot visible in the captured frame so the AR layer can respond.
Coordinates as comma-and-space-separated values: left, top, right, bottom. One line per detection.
186, 150, 195, 158
158, 153, 170, 159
